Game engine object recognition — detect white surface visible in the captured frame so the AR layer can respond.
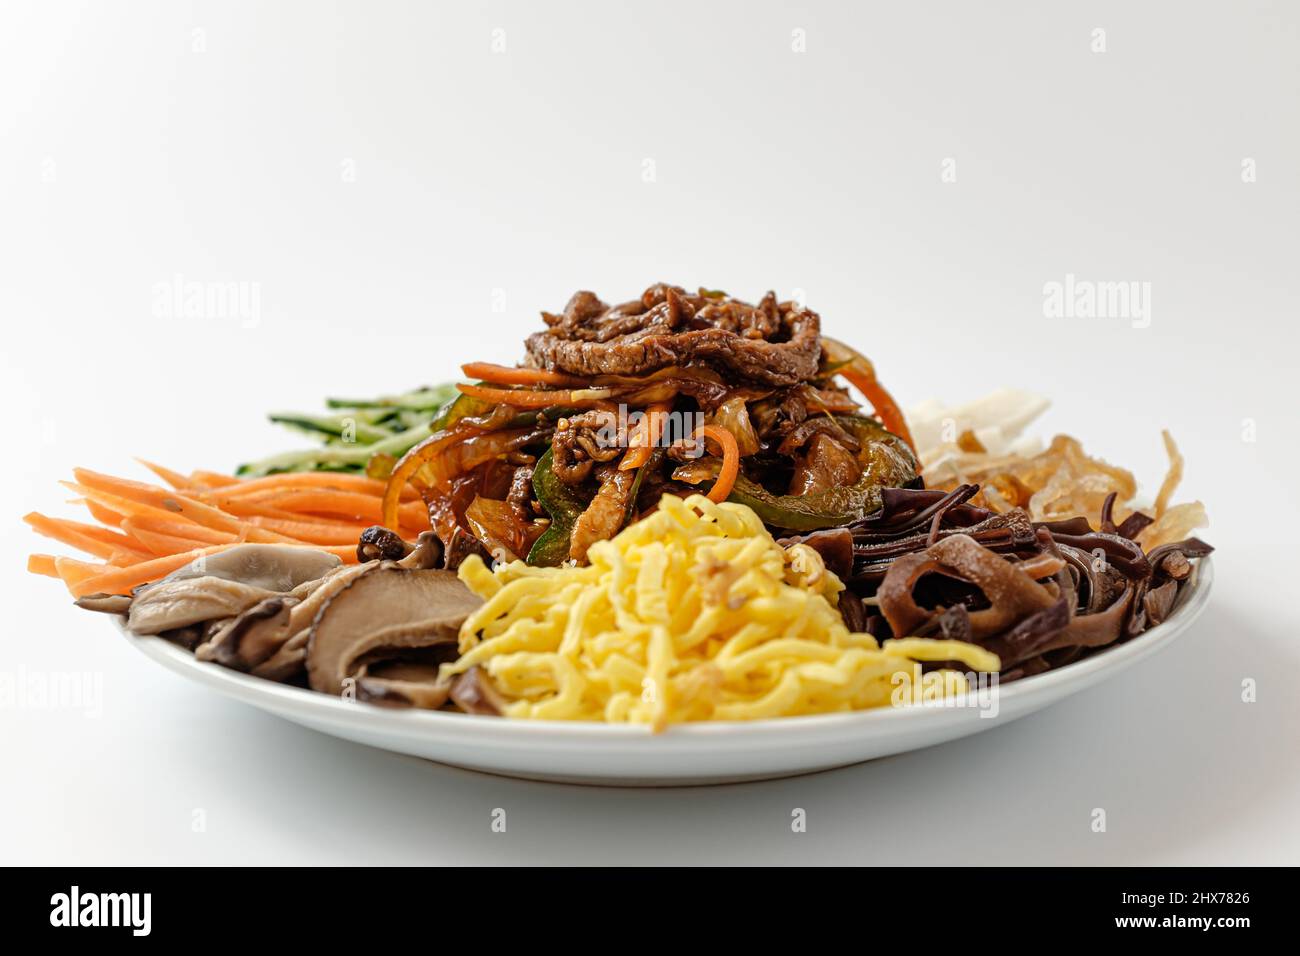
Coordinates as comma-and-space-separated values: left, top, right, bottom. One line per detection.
1, 1, 1297, 862
121, 560, 1213, 786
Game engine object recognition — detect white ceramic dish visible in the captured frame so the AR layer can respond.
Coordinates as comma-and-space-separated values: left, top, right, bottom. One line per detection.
123, 558, 1212, 786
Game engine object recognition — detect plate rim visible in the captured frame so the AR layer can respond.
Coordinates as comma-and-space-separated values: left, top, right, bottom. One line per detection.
121, 556, 1213, 740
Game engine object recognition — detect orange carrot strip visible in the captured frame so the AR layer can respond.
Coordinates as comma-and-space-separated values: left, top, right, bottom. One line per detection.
697, 425, 740, 504
135, 459, 198, 491
63, 481, 299, 545
214, 489, 426, 528
69, 547, 234, 598
124, 524, 234, 557
189, 470, 243, 488
119, 515, 240, 546
73, 467, 186, 511
455, 382, 616, 409
83, 498, 125, 528
217, 471, 418, 500
209, 497, 324, 521
28, 554, 59, 578
461, 362, 585, 388
839, 366, 914, 451
54, 556, 113, 595
29, 514, 142, 551
619, 401, 674, 471
23, 512, 150, 562
246, 515, 371, 545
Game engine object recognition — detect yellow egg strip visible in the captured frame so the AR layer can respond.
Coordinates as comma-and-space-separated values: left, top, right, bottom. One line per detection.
449, 494, 1001, 729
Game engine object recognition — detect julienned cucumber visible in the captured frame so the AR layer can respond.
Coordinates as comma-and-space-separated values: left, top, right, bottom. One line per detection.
237, 383, 458, 477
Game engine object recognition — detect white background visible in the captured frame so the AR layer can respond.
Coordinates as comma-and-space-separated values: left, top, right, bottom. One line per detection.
1, 1, 1297, 864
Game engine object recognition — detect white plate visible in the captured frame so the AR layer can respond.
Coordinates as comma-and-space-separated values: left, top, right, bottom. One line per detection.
123, 558, 1212, 786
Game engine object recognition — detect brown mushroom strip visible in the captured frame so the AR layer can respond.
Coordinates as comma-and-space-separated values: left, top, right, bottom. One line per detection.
449, 666, 510, 716
1142, 579, 1179, 627
356, 526, 412, 563
356, 662, 454, 710
127, 544, 343, 636
74, 593, 133, 615
925, 534, 1058, 639
199, 561, 378, 670
306, 565, 483, 698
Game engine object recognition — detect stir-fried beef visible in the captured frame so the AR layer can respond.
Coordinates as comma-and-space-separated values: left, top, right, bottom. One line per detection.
570, 463, 637, 562
788, 434, 862, 496
525, 284, 823, 386
551, 410, 626, 485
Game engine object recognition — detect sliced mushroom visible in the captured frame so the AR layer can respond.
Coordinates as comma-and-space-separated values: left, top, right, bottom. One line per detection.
198, 596, 295, 666
449, 666, 509, 716
129, 577, 282, 636
397, 532, 443, 570
356, 526, 413, 563
127, 545, 343, 636
142, 544, 341, 593
306, 565, 483, 697
251, 630, 311, 682
198, 562, 377, 670
356, 661, 454, 709
74, 593, 133, 615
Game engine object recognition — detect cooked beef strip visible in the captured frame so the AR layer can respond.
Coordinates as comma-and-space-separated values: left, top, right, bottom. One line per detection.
505, 465, 536, 524
552, 410, 626, 485
570, 462, 637, 562
525, 284, 823, 386
788, 433, 862, 496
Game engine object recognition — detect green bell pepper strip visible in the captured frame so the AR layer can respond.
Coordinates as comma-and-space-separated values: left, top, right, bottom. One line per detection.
692, 415, 918, 532
526, 447, 592, 566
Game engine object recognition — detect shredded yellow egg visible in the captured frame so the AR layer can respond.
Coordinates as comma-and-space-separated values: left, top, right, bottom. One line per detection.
447, 494, 999, 729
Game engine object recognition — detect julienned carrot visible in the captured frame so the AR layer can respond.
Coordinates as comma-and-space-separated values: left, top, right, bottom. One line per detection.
55, 556, 112, 593
839, 365, 914, 451
211, 496, 327, 522
63, 481, 299, 545
697, 425, 740, 504
456, 382, 617, 409
23, 512, 151, 563
619, 401, 674, 471
69, 546, 233, 598
216, 471, 418, 500
460, 362, 585, 388
246, 515, 378, 545
24, 513, 144, 553
135, 459, 198, 491
235, 489, 429, 527
127, 525, 232, 558
83, 498, 125, 528
120, 515, 241, 546
28, 554, 59, 578
189, 470, 243, 488
73, 467, 186, 512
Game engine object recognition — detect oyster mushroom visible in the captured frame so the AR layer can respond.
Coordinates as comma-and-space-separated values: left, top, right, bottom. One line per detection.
356, 661, 454, 709
198, 562, 376, 670
127, 545, 342, 636
306, 564, 482, 699
449, 666, 510, 716
144, 544, 341, 593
